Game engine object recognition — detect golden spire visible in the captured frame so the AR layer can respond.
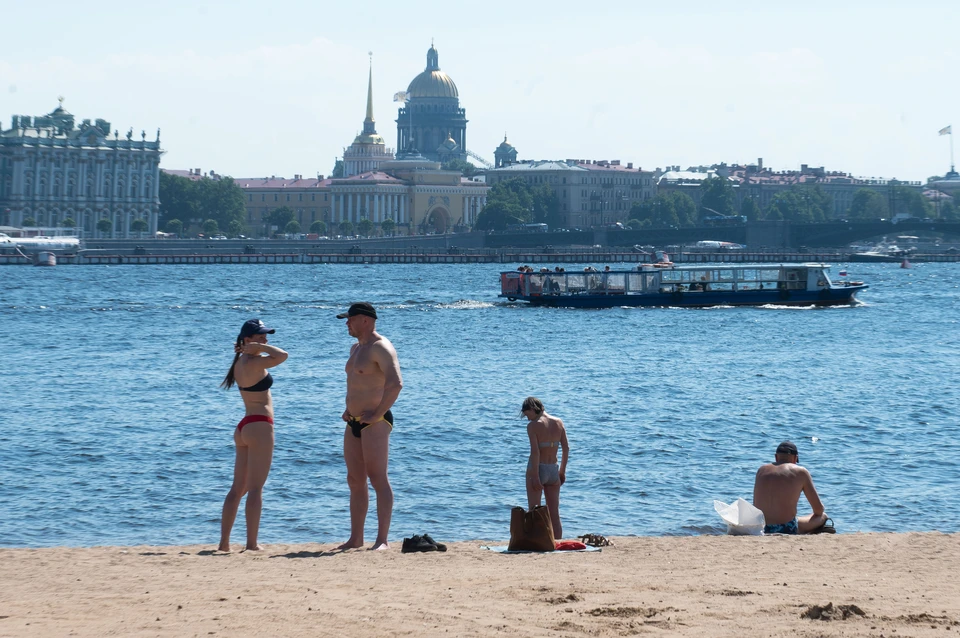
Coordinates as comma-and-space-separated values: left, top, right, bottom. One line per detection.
365, 52, 375, 125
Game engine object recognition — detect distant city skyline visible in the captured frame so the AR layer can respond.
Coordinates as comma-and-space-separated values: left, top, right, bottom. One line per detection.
2, 0, 957, 181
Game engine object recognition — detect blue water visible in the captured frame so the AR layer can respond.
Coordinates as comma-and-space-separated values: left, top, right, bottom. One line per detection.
2, 262, 958, 547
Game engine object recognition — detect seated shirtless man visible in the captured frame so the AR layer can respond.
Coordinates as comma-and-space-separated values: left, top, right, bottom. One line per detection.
753, 441, 829, 534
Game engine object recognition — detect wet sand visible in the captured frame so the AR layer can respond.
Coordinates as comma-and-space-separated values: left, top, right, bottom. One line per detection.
2, 532, 958, 637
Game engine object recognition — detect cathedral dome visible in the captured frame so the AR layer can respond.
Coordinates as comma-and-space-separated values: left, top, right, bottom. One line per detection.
406, 45, 459, 99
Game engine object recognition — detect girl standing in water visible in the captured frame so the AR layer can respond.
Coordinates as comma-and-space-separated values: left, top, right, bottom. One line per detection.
522, 396, 570, 539
218, 319, 288, 551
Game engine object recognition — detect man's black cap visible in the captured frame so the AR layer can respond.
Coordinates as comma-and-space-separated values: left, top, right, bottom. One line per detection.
337, 302, 378, 320
239, 318, 276, 339
776, 441, 799, 456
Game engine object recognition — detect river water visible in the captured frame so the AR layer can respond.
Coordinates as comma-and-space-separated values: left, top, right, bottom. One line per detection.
2, 261, 958, 547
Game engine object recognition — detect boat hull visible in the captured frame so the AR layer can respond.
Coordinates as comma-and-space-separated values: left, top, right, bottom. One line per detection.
503, 286, 867, 308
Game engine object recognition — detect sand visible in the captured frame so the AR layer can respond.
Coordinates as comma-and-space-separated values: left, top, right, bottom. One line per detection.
2, 533, 958, 637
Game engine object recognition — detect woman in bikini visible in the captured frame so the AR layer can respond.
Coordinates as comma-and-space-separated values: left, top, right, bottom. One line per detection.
218, 318, 288, 552
522, 396, 570, 539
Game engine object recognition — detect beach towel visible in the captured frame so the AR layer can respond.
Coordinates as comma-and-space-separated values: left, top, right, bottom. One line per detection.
481, 544, 602, 554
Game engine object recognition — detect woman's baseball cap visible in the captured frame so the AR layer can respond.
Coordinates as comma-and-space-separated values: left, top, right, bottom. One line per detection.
239, 318, 276, 339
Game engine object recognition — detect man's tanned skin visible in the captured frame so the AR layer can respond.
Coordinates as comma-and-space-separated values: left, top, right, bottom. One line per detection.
753, 443, 828, 533
338, 307, 402, 551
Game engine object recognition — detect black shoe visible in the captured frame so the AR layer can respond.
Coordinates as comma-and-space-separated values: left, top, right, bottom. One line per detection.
401, 535, 438, 553
421, 533, 447, 552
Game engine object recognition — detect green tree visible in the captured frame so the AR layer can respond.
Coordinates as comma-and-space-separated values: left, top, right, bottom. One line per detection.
474, 177, 534, 230
940, 199, 958, 221
131, 218, 148, 237
530, 183, 563, 229
60, 217, 76, 228
165, 219, 183, 236
203, 219, 219, 235
762, 185, 831, 222
699, 176, 737, 218
888, 183, 932, 218
269, 206, 296, 230
197, 176, 246, 233
338, 220, 354, 236
285, 220, 301, 234
96, 218, 112, 236
848, 189, 889, 219
740, 196, 762, 221
441, 158, 477, 177
669, 192, 698, 227
310, 220, 327, 235
357, 218, 374, 236
332, 159, 345, 178
22, 217, 36, 227
227, 219, 246, 237
380, 218, 396, 236
159, 171, 199, 228
626, 218, 642, 229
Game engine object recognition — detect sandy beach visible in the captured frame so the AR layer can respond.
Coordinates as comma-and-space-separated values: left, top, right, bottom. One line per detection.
2, 533, 958, 637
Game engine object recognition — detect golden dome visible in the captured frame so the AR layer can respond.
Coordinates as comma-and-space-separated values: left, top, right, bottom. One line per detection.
406, 45, 459, 99
353, 132, 385, 145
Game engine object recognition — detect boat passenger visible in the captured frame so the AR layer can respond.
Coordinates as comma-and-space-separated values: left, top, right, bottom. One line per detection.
218, 319, 288, 552
521, 397, 570, 539
752, 441, 831, 535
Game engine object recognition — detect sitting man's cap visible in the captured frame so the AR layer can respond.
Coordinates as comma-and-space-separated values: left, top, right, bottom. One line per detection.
337, 302, 378, 320
776, 441, 799, 456
239, 318, 276, 338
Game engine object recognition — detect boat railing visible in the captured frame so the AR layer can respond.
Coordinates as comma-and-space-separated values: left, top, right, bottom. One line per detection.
501, 271, 660, 297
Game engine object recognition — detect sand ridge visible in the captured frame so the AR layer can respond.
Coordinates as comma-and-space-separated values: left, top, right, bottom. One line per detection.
1, 532, 958, 637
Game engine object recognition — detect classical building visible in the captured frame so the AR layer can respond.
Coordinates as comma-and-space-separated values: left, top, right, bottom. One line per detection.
234, 174, 333, 234
328, 154, 488, 234
342, 59, 394, 177
396, 44, 468, 163
0, 100, 162, 237
485, 158, 656, 228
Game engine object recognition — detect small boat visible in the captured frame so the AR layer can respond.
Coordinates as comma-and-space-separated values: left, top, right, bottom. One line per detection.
499, 263, 868, 308
900, 258, 911, 269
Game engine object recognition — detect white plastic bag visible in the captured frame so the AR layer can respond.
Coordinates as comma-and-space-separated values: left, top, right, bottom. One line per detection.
714, 498, 766, 536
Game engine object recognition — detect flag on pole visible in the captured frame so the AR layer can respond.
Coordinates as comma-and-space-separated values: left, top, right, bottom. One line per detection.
939, 125, 952, 136
393, 91, 408, 103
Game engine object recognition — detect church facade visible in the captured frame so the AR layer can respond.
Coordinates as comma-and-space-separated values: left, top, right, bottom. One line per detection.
396, 45, 468, 164
0, 101, 162, 237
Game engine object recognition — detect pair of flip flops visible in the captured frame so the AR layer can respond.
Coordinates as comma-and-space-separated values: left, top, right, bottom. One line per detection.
401, 533, 447, 553
578, 534, 613, 547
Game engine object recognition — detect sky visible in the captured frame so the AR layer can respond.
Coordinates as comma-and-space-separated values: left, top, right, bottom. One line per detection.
1, 0, 957, 182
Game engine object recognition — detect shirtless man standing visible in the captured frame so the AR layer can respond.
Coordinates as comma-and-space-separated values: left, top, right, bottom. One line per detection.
336, 302, 403, 550
753, 441, 830, 534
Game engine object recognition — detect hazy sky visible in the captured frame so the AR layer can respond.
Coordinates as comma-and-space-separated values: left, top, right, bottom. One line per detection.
2, 0, 957, 181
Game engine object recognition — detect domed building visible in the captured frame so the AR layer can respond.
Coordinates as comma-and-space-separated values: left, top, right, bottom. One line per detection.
396, 44, 468, 163
494, 134, 517, 168
342, 58, 394, 177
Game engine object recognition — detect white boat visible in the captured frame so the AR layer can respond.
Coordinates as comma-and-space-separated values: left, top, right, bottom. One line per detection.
0, 232, 81, 252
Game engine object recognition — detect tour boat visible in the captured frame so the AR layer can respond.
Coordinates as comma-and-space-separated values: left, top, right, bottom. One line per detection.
499, 263, 867, 308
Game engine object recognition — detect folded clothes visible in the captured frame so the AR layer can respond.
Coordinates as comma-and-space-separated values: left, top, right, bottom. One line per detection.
555, 541, 587, 551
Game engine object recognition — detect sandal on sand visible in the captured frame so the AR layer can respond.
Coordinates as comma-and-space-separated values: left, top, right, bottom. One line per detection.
578, 534, 613, 547
809, 518, 836, 534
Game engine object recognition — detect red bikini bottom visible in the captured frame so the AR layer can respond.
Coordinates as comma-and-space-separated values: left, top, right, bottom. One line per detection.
237, 415, 274, 432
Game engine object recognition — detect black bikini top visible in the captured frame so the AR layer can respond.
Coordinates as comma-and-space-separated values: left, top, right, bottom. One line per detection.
239, 372, 273, 393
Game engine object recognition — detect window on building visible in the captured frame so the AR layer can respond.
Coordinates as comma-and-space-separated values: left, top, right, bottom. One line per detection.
274, 194, 278, 202
248, 194, 253, 202
298, 194, 302, 201
311, 194, 315, 201
286, 194, 290, 201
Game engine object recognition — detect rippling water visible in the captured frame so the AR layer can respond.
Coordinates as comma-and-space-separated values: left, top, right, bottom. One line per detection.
2, 262, 958, 547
